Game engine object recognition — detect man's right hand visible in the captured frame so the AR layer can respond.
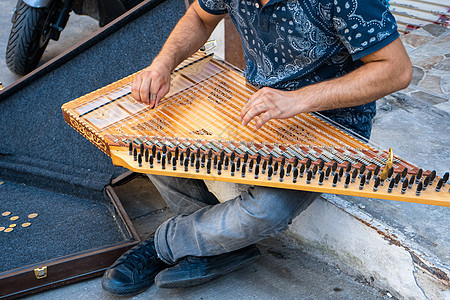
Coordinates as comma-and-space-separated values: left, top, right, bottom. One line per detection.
130, 1, 225, 108
131, 58, 172, 108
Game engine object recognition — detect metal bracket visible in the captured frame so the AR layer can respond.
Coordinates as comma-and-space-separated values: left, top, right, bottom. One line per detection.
200, 40, 217, 54
34, 266, 48, 279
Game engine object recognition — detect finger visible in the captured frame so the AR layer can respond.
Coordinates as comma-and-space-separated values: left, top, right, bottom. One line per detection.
255, 111, 272, 130
149, 93, 155, 108
149, 75, 163, 108
153, 83, 170, 109
242, 99, 264, 124
241, 101, 267, 126
139, 75, 152, 105
131, 76, 142, 102
153, 94, 160, 109
240, 99, 252, 121
241, 87, 273, 119
240, 92, 260, 120
151, 93, 162, 109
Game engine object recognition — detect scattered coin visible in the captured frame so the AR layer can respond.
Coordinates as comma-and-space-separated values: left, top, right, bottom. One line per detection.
0, 227, 4, 232
22, 223, 31, 228
9, 224, 16, 228
0, 181, 4, 185
2, 211, 11, 217
28, 213, 38, 219
10, 216, 19, 221
4, 228, 13, 233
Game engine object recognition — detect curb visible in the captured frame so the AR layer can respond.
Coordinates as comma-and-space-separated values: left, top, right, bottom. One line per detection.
287, 195, 449, 299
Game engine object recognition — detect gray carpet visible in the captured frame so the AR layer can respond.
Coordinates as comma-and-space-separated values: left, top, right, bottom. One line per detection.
0, 179, 130, 273
0, 0, 185, 191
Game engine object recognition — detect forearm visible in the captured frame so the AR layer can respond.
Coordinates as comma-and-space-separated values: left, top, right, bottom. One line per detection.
297, 54, 412, 113
240, 38, 413, 129
153, 3, 223, 72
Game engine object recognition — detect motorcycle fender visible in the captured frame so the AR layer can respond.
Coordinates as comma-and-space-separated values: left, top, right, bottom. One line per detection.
23, 0, 53, 8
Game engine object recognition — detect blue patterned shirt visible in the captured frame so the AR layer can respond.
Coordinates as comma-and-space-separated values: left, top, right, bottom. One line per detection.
198, 0, 399, 139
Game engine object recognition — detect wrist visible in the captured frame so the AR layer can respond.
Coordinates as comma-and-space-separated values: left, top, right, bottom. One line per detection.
293, 87, 312, 114
152, 54, 176, 73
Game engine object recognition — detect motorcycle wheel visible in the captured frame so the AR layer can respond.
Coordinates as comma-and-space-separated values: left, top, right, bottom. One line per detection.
6, 0, 58, 75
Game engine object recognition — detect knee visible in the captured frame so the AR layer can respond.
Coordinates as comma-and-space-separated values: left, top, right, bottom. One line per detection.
237, 203, 291, 238
241, 187, 318, 236
235, 189, 304, 237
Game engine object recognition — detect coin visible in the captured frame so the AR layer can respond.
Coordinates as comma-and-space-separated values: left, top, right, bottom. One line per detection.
4, 228, 13, 232
22, 223, 31, 228
2, 211, 11, 216
0, 227, 4, 232
28, 213, 38, 219
10, 216, 19, 221
9, 224, 16, 228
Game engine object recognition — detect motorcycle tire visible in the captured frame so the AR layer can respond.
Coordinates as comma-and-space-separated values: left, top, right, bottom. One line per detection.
6, 0, 56, 75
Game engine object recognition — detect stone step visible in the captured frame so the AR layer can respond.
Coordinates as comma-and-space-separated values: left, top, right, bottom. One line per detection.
400, 24, 450, 114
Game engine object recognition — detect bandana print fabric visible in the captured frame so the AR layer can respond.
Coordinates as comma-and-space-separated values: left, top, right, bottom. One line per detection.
198, 0, 399, 139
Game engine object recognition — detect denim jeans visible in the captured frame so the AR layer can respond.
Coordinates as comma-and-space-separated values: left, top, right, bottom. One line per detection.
149, 175, 319, 264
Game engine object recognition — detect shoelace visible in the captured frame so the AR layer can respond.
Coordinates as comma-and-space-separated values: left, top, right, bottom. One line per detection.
116, 240, 160, 271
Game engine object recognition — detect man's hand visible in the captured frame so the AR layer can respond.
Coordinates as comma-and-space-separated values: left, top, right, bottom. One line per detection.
130, 1, 225, 108
240, 87, 305, 130
131, 59, 172, 108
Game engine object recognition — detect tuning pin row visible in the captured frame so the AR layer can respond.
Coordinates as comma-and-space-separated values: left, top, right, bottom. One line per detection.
126, 142, 449, 196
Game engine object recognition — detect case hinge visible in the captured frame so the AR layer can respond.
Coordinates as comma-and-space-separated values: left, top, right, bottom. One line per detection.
34, 266, 47, 279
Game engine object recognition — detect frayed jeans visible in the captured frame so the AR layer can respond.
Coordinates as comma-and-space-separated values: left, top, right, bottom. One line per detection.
149, 175, 319, 265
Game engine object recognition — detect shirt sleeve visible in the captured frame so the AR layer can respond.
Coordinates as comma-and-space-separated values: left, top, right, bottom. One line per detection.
198, 0, 228, 15
332, 0, 399, 61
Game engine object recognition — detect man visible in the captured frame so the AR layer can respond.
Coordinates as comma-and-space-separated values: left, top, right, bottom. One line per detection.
102, 0, 412, 295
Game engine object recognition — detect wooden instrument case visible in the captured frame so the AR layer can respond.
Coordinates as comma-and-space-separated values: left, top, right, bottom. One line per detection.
0, 173, 140, 299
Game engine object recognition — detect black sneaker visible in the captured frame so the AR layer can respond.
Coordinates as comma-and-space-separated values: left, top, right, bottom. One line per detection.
155, 244, 260, 288
102, 237, 168, 295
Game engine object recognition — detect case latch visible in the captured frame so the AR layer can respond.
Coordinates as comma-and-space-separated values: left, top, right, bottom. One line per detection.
34, 266, 47, 279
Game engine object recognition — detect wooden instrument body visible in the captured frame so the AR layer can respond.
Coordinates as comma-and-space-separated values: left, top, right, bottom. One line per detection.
62, 53, 450, 207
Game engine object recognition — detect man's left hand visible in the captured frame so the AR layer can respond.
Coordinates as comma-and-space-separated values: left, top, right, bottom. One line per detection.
239, 38, 412, 131
240, 87, 305, 130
